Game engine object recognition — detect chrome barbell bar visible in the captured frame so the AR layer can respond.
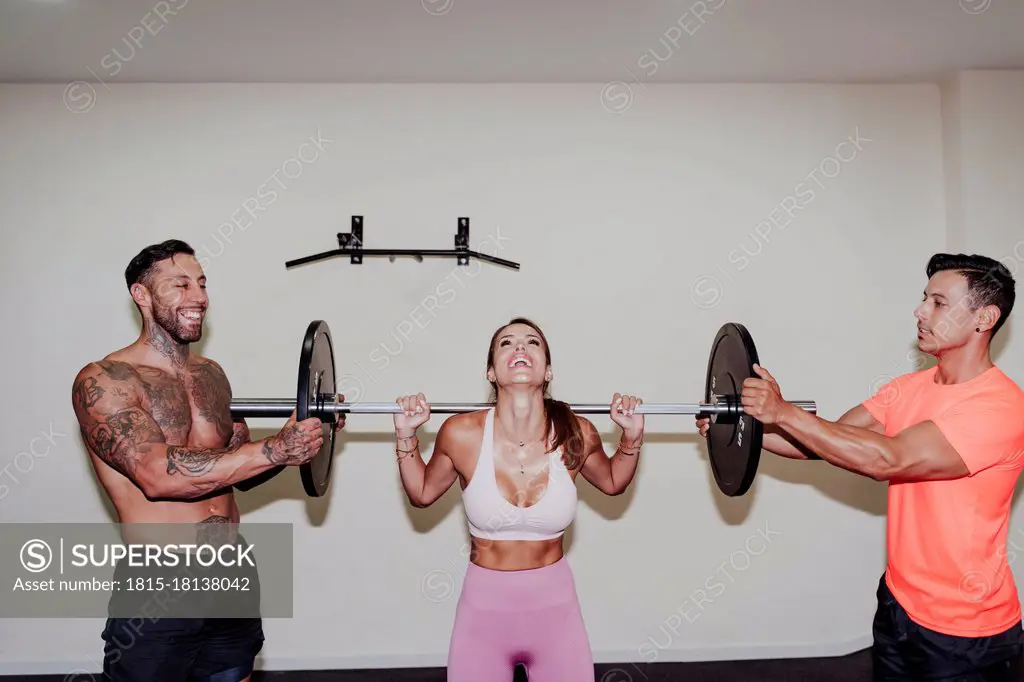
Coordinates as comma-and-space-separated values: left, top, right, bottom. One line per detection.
229, 396, 817, 419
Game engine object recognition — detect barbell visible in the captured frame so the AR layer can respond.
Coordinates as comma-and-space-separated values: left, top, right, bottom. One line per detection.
230, 320, 817, 498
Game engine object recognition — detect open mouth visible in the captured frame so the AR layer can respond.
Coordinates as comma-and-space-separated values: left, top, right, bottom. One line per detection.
508, 355, 532, 369
179, 309, 204, 324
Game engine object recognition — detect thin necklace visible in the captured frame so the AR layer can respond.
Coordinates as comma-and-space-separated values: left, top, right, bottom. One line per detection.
500, 421, 540, 475
515, 438, 541, 475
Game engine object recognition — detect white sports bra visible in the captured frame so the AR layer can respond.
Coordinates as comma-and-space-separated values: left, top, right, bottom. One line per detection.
462, 408, 578, 541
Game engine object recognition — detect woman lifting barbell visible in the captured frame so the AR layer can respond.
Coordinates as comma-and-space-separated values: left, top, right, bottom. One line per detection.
392, 317, 644, 682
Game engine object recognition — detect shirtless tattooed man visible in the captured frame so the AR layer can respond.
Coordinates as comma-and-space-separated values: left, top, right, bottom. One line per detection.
71, 239, 343, 682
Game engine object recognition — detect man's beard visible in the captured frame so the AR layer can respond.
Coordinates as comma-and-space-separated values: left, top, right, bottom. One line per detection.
152, 303, 203, 344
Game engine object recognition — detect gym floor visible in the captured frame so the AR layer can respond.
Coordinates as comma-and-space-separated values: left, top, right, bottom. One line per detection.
3, 648, 873, 682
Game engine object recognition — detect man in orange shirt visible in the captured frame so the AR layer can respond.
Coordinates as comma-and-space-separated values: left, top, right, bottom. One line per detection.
701, 253, 1024, 680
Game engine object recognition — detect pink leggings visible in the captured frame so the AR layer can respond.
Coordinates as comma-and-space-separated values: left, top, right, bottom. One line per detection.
447, 557, 595, 682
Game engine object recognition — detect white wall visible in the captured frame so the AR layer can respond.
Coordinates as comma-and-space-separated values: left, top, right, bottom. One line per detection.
0, 78, 998, 674
951, 71, 1024, 389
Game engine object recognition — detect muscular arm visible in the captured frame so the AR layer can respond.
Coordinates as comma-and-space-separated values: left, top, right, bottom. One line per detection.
396, 419, 459, 508
773, 402, 968, 481
72, 362, 290, 500
761, 404, 885, 462
226, 418, 288, 492
580, 417, 640, 495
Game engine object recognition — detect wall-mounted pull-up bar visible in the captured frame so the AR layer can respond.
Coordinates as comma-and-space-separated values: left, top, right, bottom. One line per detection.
285, 216, 521, 270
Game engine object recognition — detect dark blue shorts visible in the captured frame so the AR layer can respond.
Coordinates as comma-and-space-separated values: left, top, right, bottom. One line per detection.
101, 616, 264, 682
872, 574, 1024, 681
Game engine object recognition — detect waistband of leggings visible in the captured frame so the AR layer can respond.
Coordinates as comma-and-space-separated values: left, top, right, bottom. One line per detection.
460, 556, 579, 611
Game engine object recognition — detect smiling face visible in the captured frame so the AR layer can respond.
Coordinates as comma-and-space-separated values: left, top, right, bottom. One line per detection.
486, 321, 552, 391
135, 254, 209, 344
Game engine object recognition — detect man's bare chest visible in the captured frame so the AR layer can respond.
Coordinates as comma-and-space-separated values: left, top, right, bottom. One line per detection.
135, 364, 233, 447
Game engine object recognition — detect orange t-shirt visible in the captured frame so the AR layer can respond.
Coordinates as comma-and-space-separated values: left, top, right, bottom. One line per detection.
862, 365, 1024, 637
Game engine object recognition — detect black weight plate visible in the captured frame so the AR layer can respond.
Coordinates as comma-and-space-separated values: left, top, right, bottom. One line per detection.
298, 320, 336, 498
704, 322, 763, 497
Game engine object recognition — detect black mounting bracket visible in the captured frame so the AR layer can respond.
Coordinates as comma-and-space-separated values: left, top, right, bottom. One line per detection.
284, 216, 519, 270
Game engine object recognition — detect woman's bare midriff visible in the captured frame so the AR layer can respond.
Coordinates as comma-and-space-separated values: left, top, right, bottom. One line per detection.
469, 536, 564, 571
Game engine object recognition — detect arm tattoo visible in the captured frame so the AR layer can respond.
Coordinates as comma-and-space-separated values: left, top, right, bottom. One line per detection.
86, 408, 164, 481
228, 421, 251, 450
75, 361, 249, 494
261, 440, 279, 464
188, 481, 226, 496
261, 424, 307, 465
73, 377, 105, 410
166, 445, 235, 477
89, 423, 132, 476
73, 361, 134, 413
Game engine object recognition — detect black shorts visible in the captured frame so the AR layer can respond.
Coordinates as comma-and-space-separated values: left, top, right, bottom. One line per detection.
101, 616, 264, 682
872, 574, 1024, 681
101, 535, 264, 682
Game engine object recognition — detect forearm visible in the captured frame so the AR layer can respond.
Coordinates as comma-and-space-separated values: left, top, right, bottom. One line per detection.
762, 428, 818, 460
226, 421, 283, 492
607, 431, 642, 494
395, 431, 428, 507
775, 404, 893, 479
144, 440, 277, 499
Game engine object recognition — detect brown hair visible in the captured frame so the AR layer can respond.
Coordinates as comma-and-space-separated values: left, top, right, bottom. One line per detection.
486, 317, 586, 470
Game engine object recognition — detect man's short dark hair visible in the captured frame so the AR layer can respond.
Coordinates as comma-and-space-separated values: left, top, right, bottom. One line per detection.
926, 252, 1016, 337
124, 239, 196, 291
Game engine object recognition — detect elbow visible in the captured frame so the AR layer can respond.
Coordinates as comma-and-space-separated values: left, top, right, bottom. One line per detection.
604, 479, 630, 496
864, 467, 890, 482
408, 475, 456, 508
136, 472, 195, 501
407, 489, 431, 509
136, 473, 171, 500
865, 447, 902, 482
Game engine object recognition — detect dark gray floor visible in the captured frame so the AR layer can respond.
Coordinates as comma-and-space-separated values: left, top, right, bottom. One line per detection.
4, 648, 874, 681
